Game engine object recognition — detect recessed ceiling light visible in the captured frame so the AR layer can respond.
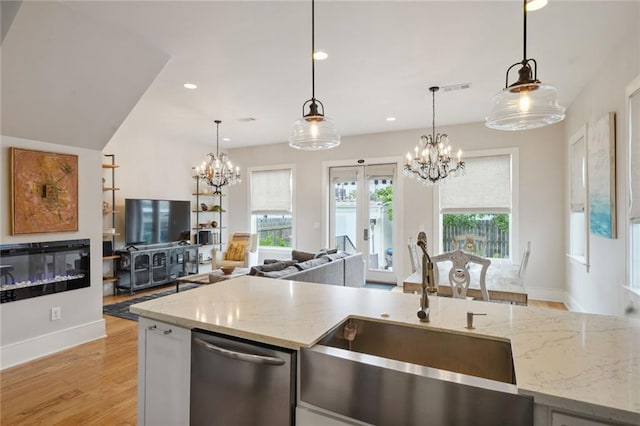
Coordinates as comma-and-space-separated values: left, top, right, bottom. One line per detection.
183, 83, 198, 89
313, 51, 328, 60
223, 138, 231, 142
386, 117, 396, 122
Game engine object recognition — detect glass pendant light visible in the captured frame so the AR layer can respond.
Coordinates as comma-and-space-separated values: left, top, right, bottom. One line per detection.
289, 0, 340, 150
486, 0, 565, 131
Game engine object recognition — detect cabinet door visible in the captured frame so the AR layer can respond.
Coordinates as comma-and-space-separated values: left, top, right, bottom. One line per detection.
138, 318, 190, 426
551, 412, 615, 426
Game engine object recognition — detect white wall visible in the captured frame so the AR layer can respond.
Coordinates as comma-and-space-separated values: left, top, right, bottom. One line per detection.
227, 121, 566, 299
0, 136, 105, 369
564, 17, 640, 316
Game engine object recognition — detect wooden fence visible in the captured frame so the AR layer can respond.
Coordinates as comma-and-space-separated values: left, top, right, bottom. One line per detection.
442, 223, 509, 258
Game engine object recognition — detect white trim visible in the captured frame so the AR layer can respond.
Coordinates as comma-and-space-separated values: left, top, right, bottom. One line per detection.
567, 125, 590, 271
626, 74, 640, 290
247, 163, 296, 247
527, 287, 568, 305
433, 147, 519, 261
0, 319, 106, 370
322, 156, 404, 284
565, 291, 588, 313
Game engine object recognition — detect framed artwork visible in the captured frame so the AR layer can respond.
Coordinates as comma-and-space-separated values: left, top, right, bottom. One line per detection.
10, 147, 79, 235
588, 112, 616, 239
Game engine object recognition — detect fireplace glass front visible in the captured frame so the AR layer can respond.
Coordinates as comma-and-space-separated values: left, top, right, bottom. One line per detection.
0, 239, 90, 303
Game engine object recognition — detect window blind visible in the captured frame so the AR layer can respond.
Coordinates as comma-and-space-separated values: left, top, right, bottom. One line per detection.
570, 134, 587, 212
440, 154, 512, 213
250, 168, 292, 215
630, 88, 640, 220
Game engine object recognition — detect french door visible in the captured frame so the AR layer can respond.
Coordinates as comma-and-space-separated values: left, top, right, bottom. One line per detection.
329, 164, 396, 283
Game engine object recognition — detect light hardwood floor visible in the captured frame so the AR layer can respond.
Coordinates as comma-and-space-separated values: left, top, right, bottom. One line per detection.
0, 291, 566, 425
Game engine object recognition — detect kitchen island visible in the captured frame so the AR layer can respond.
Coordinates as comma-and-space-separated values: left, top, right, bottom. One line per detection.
131, 276, 640, 425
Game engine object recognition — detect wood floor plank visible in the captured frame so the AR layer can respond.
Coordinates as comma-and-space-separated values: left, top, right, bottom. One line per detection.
1, 315, 138, 425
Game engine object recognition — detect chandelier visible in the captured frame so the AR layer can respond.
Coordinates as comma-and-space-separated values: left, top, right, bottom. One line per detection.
196, 120, 240, 195
485, 0, 565, 131
403, 86, 465, 184
289, 0, 340, 150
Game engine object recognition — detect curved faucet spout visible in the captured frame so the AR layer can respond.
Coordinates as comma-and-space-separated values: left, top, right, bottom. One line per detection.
416, 232, 437, 322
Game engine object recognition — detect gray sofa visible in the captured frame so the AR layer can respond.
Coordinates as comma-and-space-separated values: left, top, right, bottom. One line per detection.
249, 251, 365, 288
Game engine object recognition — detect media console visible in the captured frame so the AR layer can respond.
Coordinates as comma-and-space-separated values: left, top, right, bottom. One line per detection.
115, 243, 199, 294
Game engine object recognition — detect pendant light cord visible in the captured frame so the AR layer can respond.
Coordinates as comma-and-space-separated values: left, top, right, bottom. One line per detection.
522, 0, 527, 63
311, 0, 315, 101
432, 88, 436, 140
215, 119, 221, 157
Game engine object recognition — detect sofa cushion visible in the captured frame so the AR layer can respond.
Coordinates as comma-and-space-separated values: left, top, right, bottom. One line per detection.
292, 250, 316, 262
261, 266, 299, 278
322, 251, 349, 262
294, 257, 330, 271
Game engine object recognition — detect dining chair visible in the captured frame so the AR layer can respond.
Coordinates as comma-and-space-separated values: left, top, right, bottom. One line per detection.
517, 241, 531, 285
407, 237, 422, 274
432, 249, 491, 301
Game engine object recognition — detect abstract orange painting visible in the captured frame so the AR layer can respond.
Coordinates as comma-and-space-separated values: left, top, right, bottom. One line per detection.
10, 147, 79, 234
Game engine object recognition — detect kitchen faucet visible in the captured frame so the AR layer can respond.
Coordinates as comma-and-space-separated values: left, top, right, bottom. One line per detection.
416, 232, 437, 322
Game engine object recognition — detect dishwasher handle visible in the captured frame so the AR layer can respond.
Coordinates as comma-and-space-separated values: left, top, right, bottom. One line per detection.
194, 337, 286, 366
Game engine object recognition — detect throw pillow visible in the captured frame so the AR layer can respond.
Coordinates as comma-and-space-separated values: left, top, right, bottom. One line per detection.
292, 250, 315, 262
225, 242, 247, 261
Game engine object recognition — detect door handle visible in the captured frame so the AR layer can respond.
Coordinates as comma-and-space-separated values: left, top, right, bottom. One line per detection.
193, 337, 286, 366
363, 228, 369, 241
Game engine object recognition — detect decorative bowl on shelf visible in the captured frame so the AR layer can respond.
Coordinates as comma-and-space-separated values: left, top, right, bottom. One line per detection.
220, 266, 236, 275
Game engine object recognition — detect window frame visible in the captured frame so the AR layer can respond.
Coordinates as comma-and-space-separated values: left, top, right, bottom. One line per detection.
433, 148, 519, 262
567, 125, 590, 269
247, 164, 296, 250
626, 74, 640, 294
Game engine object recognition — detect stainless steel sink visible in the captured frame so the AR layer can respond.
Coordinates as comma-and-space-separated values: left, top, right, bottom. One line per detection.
317, 317, 515, 384
300, 318, 533, 426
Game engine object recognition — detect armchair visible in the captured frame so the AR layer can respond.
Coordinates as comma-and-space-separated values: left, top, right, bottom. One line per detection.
212, 233, 258, 269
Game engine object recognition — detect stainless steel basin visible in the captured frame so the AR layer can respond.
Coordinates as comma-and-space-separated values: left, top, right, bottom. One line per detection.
300, 318, 533, 426
317, 317, 515, 384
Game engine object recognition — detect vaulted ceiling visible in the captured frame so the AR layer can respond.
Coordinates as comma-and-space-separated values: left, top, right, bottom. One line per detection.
2, 1, 638, 150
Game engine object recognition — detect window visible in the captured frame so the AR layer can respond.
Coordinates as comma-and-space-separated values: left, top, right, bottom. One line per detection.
628, 77, 640, 291
249, 167, 294, 248
568, 126, 589, 265
437, 150, 517, 259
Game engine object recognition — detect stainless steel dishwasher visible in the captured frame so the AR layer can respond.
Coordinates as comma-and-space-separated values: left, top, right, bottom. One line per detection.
190, 329, 296, 426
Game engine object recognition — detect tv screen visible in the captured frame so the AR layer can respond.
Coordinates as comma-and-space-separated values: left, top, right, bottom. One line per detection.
125, 199, 190, 245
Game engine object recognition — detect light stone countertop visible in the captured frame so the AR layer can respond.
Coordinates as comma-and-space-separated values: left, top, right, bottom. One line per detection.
130, 275, 640, 424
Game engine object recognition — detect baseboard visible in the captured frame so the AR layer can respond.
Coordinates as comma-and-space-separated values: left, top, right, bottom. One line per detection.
526, 287, 567, 304
564, 292, 588, 313
0, 319, 106, 370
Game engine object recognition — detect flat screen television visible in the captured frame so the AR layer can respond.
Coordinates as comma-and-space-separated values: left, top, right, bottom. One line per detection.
124, 198, 190, 245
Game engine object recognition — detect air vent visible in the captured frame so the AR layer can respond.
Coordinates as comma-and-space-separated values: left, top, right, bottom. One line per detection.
442, 83, 472, 92
238, 117, 257, 122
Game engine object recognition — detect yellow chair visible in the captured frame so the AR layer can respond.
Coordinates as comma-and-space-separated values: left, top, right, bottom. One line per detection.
212, 233, 258, 269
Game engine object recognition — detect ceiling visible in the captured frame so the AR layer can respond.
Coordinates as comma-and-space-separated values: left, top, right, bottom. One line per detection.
2, 1, 638, 150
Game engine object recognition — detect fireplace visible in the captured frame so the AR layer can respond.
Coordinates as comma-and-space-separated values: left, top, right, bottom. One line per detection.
0, 239, 90, 303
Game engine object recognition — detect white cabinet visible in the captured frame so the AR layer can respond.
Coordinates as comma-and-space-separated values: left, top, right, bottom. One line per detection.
137, 317, 190, 426
551, 412, 612, 426
535, 404, 633, 426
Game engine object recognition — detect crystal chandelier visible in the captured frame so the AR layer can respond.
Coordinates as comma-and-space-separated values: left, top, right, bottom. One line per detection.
403, 86, 465, 184
485, 0, 565, 131
289, 0, 340, 150
196, 120, 240, 195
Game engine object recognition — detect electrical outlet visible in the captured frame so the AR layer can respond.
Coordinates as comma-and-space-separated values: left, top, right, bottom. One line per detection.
51, 306, 61, 321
